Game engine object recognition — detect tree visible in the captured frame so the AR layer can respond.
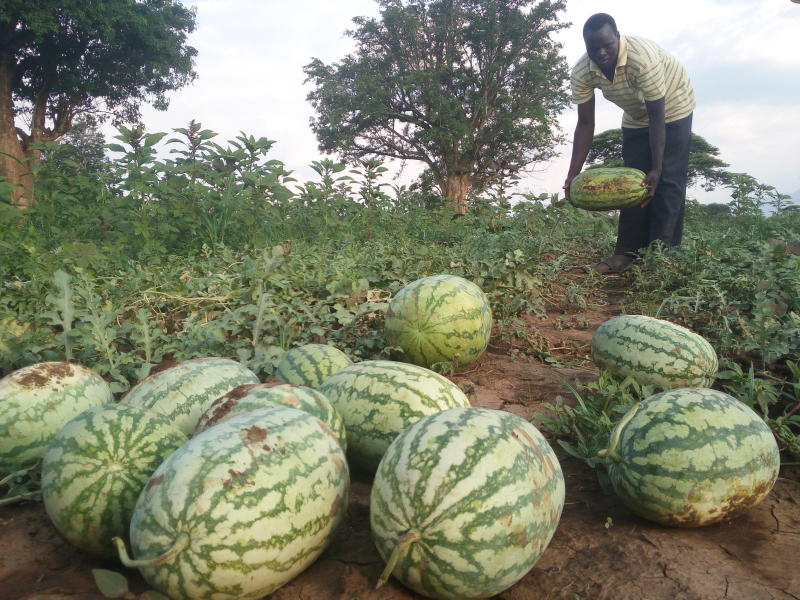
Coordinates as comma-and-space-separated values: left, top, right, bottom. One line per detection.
585, 128, 733, 191
0, 1, 197, 206
304, 0, 569, 214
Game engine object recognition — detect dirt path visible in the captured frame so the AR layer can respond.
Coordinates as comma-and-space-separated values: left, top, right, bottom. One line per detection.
1, 275, 799, 600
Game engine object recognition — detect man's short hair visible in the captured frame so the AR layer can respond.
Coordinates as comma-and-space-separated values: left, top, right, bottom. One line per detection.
583, 13, 618, 37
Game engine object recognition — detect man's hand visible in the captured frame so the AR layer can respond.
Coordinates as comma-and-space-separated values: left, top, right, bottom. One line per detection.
563, 176, 575, 201
640, 169, 661, 207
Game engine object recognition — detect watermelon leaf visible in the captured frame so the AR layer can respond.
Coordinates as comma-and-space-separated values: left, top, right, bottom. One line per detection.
92, 569, 129, 598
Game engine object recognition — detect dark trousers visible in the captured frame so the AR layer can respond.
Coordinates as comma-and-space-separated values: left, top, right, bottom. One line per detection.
615, 113, 692, 255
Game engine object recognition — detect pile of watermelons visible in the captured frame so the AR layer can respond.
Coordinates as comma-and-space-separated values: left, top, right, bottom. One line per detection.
0, 274, 780, 599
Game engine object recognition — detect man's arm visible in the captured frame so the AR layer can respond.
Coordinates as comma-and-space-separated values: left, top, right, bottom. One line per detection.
641, 96, 665, 206
563, 95, 596, 198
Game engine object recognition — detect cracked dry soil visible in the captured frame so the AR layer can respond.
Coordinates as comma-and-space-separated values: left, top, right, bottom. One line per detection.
1, 277, 799, 600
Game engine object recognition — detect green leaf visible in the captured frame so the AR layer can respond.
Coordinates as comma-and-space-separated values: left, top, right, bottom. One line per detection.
92, 569, 129, 598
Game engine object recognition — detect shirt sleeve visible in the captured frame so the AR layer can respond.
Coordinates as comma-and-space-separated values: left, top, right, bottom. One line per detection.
632, 55, 667, 101
570, 58, 595, 105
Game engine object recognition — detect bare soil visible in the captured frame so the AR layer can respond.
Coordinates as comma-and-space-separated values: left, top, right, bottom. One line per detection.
1, 275, 799, 600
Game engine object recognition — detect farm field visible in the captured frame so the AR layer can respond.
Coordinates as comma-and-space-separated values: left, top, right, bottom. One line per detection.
1, 263, 798, 600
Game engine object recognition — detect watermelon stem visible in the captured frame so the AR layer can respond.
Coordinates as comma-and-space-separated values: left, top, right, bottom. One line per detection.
113, 533, 190, 568
376, 530, 421, 589
0, 490, 40, 507
598, 402, 641, 462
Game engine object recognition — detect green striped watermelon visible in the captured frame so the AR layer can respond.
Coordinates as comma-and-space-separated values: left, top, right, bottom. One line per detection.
318, 360, 471, 472
599, 388, 780, 527
194, 382, 346, 450
275, 344, 352, 388
568, 167, 647, 211
0, 361, 112, 473
41, 404, 187, 557
115, 406, 349, 599
371, 407, 564, 599
121, 357, 259, 436
385, 274, 492, 370
591, 315, 718, 389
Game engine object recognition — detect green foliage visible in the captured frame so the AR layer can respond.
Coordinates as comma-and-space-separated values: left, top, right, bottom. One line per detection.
539, 372, 655, 470
2, 0, 197, 124
304, 0, 570, 199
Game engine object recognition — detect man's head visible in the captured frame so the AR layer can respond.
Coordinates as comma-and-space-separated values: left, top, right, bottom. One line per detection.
583, 13, 620, 72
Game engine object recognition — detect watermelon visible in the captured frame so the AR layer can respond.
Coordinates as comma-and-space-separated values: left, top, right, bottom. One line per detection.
599, 388, 780, 527
385, 274, 492, 370
0, 361, 112, 473
591, 315, 718, 389
41, 404, 187, 557
194, 382, 347, 450
115, 406, 349, 599
274, 344, 352, 388
568, 167, 647, 210
371, 407, 564, 599
319, 360, 471, 472
121, 357, 259, 436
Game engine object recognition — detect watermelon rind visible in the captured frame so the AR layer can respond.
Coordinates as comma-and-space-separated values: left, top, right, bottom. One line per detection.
41, 404, 187, 557
274, 344, 352, 388
591, 314, 718, 389
119, 406, 349, 600
194, 382, 347, 451
568, 167, 647, 211
385, 274, 492, 370
0, 361, 113, 473
319, 360, 471, 472
600, 388, 780, 527
121, 357, 259, 436
371, 407, 564, 600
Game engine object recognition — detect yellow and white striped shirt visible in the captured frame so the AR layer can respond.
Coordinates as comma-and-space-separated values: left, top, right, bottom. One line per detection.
570, 35, 695, 128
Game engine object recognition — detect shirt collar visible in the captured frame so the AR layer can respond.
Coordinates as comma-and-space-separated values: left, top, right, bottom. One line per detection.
588, 34, 628, 77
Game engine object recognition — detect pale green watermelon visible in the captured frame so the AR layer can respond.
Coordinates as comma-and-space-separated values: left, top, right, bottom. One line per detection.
121, 357, 259, 436
371, 407, 564, 599
274, 344, 352, 388
318, 360, 470, 472
115, 406, 349, 600
41, 404, 187, 557
194, 382, 346, 450
599, 388, 780, 527
591, 315, 718, 388
0, 361, 112, 473
385, 274, 492, 369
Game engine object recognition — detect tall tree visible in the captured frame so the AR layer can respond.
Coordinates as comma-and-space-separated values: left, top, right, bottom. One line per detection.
304, 0, 569, 213
585, 128, 733, 191
0, 0, 197, 206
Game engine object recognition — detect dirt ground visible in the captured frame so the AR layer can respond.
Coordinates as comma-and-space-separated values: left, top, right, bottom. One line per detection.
1, 275, 799, 600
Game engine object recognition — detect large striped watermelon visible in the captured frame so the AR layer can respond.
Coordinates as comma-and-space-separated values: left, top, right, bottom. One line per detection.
599, 388, 780, 527
274, 344, 352, 388
568, 167, 647, 210
0, 362, 112, 473
121, 357, 259, 436
194, 382, 347, 450
318, 360, 471, 472
371, 407, 564, 599
385, 274, 492, 370
41, 404, 187, 557
591, 315, 718, 388
115, 406, 349, 599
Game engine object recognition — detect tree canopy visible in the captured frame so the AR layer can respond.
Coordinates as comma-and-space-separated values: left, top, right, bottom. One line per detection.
585, 128, 733, 192
0, 0, 197, 205
304, 0, 570, 213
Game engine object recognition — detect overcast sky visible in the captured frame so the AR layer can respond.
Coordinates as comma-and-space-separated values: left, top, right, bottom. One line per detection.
134, 0, 800, 203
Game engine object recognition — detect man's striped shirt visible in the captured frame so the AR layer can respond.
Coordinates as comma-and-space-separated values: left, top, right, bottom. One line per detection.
570, 35, 695, 128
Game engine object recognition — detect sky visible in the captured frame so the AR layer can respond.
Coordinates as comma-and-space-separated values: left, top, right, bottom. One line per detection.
133, 0, 800, 204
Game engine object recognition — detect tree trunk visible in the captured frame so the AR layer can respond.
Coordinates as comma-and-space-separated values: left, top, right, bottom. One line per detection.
443, 173, 472, 214
0, 59, 33, 207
